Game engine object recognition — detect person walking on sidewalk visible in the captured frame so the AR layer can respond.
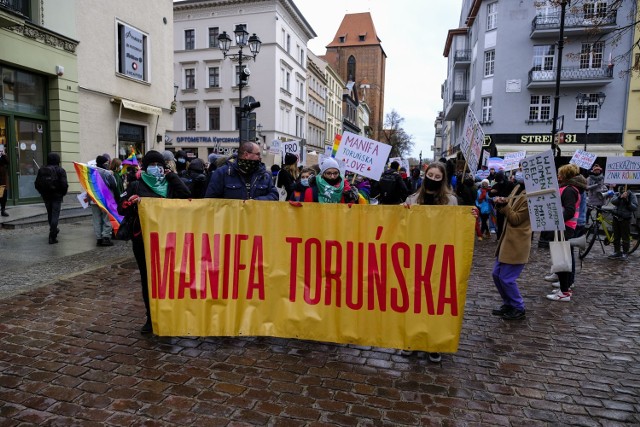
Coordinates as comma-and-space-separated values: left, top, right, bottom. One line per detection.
34, 152, 68, 244
0, 148, 9, 217
118, 150, 191, 334
608, 187, 638, 260
491, 179, 531, 320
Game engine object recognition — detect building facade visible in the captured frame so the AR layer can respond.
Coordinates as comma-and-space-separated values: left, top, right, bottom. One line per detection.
170, 0, 316, 165
324, 62, 344, 151
324, 12, 386, 141
623, 22, 640, 156
1, 0, 79, 204
77, 0, 175, 166
306, 50, 327, 153
442, 0, 635, 160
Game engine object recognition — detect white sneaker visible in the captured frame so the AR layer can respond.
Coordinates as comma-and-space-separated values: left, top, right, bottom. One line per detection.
547, 291, 571, 301
544, 273, 559, 282
551, 281, 560, 288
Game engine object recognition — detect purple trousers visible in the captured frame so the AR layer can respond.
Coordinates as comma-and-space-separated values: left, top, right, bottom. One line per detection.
492, 259, 525, 311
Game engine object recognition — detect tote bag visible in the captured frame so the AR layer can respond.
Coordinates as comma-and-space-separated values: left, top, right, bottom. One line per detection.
549, 230, 572, 273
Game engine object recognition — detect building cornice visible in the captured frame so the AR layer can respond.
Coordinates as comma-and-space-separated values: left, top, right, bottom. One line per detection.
5, 21, 79, 53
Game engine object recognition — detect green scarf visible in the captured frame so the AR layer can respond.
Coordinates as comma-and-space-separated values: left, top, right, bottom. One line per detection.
141, 172, 168, 198
316, 175, 344, 203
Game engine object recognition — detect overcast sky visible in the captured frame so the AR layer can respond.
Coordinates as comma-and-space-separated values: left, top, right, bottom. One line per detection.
296, 0, 464, 160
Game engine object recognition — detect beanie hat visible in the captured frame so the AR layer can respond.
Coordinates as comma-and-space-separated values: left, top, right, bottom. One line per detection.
96, 155, 109, 168
163, 150, 175, 162
495, 170, 504, 183
481, 179, 490, 187
102, 153, 111, 162
189, 158, 205, 173
208, 153, 219, 163
320, 157, 340, 175
141, 150, 165, 170
284, 153, 298, 166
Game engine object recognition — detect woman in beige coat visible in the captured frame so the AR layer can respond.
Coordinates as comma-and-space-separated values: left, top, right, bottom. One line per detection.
491, 178, 531, 320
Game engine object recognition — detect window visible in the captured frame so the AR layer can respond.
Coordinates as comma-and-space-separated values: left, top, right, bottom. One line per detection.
580, 42, 603, 69
298, 80, 304, 99
529, 95, 551, 120
481, 97, 492, 123
235, 66, 241, 86
339, 36, 345, 43
209, 27, 219, 48
208, 67, 219, 88
484, 50, 495, 77
487, 2, 498, 30
185, 29, 195, 50
185, 68, 195, 89
358, 35, 365, 41
235, 107, 241, 130
533, 45, 555, 70
185, 108, 196, 130
286, 34, 291, 53
575, 93, 600, 120
209, 107, 220, 130
299, 49, 305, 66
584, 1, 607, 19
117, 21, 148, 82
285, 71, 290, 92
347, 56, 356, 81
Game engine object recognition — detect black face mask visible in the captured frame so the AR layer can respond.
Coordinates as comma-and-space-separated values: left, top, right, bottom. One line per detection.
424, 177, 442, 192
237, 159, 260, 175
324, 176, 341, 185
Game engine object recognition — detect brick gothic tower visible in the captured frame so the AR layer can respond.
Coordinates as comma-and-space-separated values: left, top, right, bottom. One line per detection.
324, 12, 386, 141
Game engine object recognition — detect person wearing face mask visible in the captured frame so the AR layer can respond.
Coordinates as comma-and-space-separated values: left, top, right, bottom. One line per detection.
205, 141, 278, 200
586, 164, 607, 212
174, 150, 188, 176
118, 150, 191, 334
290, 167, 315, 202
402, 161, 478, 363
303, 157, 358, 203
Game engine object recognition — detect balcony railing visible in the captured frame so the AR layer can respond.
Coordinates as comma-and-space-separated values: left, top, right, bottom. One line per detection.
454, 49, 471, 62
531, 10, 617, 33
451, 90, 469, 102
0, 0, 30, 18
528, 66, 613, 85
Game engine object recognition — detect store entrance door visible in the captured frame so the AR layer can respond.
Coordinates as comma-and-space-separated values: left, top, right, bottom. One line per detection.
15, 118, 46, 200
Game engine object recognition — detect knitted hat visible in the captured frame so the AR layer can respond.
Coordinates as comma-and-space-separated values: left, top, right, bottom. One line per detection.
320, 157, 340, 175
481, 179, 490, 187
141, 150, 165, 170
96, 155, 109, 168
163, 150, 175, 162
284, 152, 298, 166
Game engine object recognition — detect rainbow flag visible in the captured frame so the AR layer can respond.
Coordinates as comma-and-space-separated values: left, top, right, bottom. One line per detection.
74, 162, 123, 231
121, 149, 139, 175
332, 133, 341, 157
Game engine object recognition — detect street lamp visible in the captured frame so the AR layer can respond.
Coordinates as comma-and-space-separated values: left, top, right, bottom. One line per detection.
575, 92, 606, 151
218, 25, 261, 146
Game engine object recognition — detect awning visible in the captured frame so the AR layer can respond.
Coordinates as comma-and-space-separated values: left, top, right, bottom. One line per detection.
496, 144, 624, 157
112, 98, 162, 116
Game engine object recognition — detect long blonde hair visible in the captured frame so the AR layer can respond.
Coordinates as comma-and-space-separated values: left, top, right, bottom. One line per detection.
416, 162, 453, 205
283, 163, 300, 180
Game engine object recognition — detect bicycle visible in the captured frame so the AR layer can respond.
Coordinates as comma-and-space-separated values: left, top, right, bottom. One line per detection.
578, 204, 640, 260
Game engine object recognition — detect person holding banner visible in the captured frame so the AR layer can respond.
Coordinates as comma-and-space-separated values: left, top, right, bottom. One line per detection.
118, 150, 191, 334
303, 157, 358, 204
205, 142, 278, 201
491, 177, 530, 320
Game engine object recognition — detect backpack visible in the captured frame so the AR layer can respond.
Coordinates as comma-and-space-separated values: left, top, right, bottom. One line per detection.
35, 166, 58, 195
378, 173, 399, 204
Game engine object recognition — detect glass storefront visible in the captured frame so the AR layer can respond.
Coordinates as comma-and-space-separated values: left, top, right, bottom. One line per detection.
118, 122, 145, 160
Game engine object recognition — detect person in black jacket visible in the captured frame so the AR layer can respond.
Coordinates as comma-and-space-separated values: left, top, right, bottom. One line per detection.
118, 150, 191, 334
35, 152, 68, 244
181, 158, 208, 198
370, 161, 409, 204
490, 170, 515, 239
276, 153, 299, 200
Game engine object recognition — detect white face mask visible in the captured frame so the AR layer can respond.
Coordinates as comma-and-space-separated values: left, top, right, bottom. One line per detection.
146, 165, 164, 178
301, 178, 309, 187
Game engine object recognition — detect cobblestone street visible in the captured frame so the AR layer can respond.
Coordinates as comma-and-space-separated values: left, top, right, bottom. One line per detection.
0, 226, 639, 426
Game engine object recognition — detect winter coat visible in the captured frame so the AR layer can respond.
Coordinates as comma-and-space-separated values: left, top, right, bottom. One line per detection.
611, 191, 638, 220
476, 188, 492, 214
303, 176, 359, 203
495, 185, 531, 265
181, 170, 208, 199
204, 156, 278, 200
37, 153, 69, 201
586, 173, 607, 207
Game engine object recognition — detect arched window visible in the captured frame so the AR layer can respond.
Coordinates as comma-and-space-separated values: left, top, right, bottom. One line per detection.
347, 56, 356, 81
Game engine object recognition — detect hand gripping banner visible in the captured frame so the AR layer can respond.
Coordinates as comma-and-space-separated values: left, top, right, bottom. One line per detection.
138, 199, 475, 352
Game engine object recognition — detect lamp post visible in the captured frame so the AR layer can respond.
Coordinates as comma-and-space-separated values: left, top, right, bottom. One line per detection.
217, 25, 261, 146
575, 92, 606, 152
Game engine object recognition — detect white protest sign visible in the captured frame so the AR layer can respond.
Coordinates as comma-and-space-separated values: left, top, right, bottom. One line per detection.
281, 140, 301, 157
318, 154, 347, 176
521, 150, 565, 232
334, 132, 392, 181
569, 149, 597, 170
482, 150, 490, 167
487, 157, 505, 171
324, 145, 333, 157
269, 140, 281, 155
604, 157, 640, 185
503, 151, 527, 171
459, 109, 484, 177
388, 157, 410, 174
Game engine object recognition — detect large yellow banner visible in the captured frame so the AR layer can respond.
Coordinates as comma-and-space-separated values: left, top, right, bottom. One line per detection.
138, 199, 475, 352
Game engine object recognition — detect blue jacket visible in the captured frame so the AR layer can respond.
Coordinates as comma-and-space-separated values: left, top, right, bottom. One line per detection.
611, 190, 638, 220
204, 157, 278, 200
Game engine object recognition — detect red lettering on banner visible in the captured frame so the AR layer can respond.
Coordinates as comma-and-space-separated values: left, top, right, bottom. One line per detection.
414, 244, 436, 314
345, 241, 364, 310
247, 236, 265, 300
324, 240, 342, 306
200, 233, 220, 299
286, 237, 302, 301
232, 234, 249, 299
178, 233, 196, 299
150, 232, 176, 299
437, 245, 458, 315
390, 242, 410, 312
222, 234, 231, 299
367, 242, 387, 311
304, 238, 322, 305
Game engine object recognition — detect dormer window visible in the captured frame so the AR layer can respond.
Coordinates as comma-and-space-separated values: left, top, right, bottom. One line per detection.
358, 34, 366, 42
339, 36, 345, 43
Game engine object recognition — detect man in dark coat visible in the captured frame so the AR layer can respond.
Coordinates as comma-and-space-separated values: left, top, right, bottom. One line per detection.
35, 153, 68, 244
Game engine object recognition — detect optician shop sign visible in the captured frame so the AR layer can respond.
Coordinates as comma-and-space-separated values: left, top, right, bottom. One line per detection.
175, 136, 240, 144
121, 24, 145, 81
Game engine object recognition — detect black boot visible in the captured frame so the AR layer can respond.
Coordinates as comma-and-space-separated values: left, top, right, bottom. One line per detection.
96, 238, 103, 246
49, 235, 58, 244
1, 210, 8, 217
101, 237, 114, 246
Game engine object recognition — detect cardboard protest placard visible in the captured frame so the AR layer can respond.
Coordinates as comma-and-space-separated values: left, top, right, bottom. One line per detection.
460, 109, 484, 177
269, 140, 281, 155
569, 149, 597, 170
388, 157, 410, 174
334, 132, 392, 181
604, 157, 640, 185
482, 150, 490, 167
487, 157, 505, 172
503, 151, 527, 171
521, 150, 565, 232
